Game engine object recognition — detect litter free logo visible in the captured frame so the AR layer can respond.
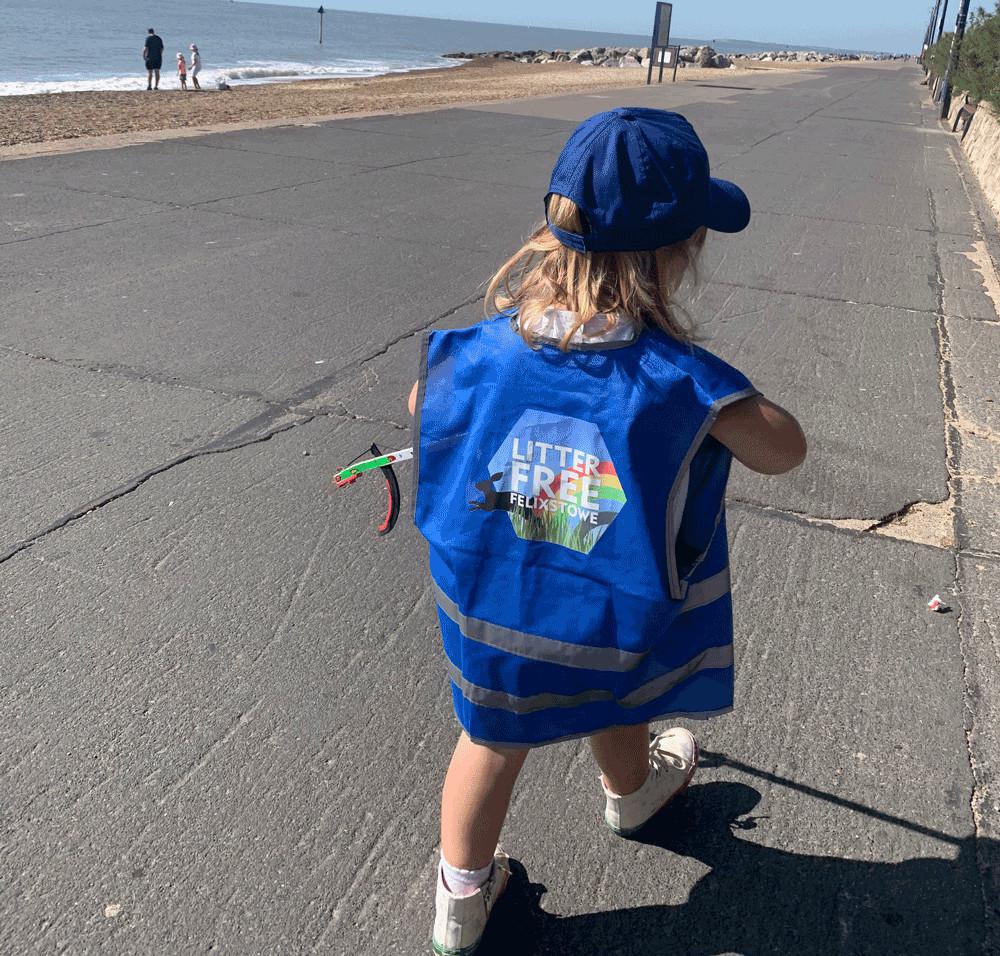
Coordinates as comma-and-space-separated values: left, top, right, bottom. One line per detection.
469, 410, 627, 555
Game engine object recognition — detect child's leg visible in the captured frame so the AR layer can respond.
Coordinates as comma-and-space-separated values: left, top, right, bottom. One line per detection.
589, 723, 651, 795
440, 732, 529, 870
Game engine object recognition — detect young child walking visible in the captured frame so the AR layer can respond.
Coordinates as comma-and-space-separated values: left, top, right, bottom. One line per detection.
176, 52, 187, 90
408, 107, 806, 955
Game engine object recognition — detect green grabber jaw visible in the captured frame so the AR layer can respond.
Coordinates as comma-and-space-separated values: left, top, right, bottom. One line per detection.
332, 446, 414, 488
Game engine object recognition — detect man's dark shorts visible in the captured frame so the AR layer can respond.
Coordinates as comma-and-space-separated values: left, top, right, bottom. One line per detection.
145, 57, 162, 71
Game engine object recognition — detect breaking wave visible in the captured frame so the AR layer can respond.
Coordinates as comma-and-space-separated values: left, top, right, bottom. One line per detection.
0, 58, 454, 97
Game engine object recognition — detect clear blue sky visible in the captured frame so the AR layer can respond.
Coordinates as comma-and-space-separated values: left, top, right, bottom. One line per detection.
247, 1, 931, 52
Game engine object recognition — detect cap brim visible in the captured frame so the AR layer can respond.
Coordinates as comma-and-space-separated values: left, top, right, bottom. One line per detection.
706, 178, 751, 234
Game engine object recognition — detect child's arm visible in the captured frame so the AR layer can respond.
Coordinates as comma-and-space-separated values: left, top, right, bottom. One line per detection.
709, 395, 807, 475
407, 380, 419, 416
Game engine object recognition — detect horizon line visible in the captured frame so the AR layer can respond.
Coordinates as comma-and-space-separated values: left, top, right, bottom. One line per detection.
234, 1, 908, 55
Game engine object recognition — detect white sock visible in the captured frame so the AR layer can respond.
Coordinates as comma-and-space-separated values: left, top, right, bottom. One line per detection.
440, 854, 493, 898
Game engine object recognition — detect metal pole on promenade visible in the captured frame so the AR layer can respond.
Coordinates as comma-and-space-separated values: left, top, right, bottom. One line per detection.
938, 0, 970, 118
924, 0, 942, 55
937, 0, 951, 42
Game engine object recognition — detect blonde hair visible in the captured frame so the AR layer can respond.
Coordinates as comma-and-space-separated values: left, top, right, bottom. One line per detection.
486, 194, 706, 351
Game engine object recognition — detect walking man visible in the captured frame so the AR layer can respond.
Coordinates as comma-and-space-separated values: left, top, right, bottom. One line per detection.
143, 28, 164, 90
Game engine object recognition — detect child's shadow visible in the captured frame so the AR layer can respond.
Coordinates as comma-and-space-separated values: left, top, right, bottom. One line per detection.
482, 778, 990, 955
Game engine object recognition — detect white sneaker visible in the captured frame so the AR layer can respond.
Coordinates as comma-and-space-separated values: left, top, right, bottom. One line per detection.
431, 846, 510, 956
601, 727, 699, 836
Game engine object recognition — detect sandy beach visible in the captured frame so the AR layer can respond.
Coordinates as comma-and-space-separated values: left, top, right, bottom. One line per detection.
1, 57, 837, 154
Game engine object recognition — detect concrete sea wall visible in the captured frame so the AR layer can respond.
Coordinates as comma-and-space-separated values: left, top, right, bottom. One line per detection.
935, 83, 1000, 224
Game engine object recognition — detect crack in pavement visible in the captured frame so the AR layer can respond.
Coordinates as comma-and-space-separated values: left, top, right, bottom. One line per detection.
0, 289, 482, 562
330, 401, 409, 433
359, 291, 485, 365
726, 495, 967, 551
0, 413, 312, 566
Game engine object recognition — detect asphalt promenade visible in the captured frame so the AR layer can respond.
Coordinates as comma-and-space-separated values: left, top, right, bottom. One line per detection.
2, 63, 998, 954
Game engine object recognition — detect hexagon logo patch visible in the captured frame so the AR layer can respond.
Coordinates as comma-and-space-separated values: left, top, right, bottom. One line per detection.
469, 409, 626, 555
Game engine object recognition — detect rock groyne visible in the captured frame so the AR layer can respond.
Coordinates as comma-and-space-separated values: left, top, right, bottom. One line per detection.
443, 46, 908, 70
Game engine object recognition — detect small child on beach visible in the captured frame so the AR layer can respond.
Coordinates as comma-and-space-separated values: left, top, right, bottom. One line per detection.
176, 52, 187, 90
408, 107, 806, 955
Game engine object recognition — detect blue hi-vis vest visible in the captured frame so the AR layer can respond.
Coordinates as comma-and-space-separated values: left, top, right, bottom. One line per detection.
413, 313, 757, 747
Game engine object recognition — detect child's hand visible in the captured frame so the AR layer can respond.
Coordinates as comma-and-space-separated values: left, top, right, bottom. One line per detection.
710, 395, 807, 475
407, 380, 419, 417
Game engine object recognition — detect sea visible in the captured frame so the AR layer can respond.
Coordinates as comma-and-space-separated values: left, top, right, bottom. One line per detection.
0, 0, 877, 97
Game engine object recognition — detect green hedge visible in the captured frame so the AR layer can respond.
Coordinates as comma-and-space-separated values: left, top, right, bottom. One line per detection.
927, 3, 1000, 109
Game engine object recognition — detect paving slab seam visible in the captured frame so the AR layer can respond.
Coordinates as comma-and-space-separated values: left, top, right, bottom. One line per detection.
1, 175, 362, 252
947, 312, 1000, 327
951, 553, 993, 951
927, 187, 972, 553
1, 343, 413, 429
175, 138, 378, 168
362, 165, 540, 193
0, 213, 161, 247
182, 174, 346, 209
181, 200, 497, 257
0, 343, 284, 407
181, 136, 493, 172
6, 176, 190, 212
707, 278, 940, 316
714, 76, 882, 171
813, 114, 923, 128
741, 205, 975, 239
16, 170, 341, 220
931, 117, 1000, 940
351, 150, 489, 175
334, 114, 572, 145
958, 547, 1000, 564
924, 146, 997, 936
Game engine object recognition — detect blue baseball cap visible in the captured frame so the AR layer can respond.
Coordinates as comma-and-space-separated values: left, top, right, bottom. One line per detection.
545, 108, 751, 253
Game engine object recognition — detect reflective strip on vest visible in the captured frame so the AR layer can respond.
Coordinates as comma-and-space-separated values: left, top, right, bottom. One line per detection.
434, 567, 731, 673
446, 643, 734, 715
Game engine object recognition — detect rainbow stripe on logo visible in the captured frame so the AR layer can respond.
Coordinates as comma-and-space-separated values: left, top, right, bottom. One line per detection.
597, 461, 626, 504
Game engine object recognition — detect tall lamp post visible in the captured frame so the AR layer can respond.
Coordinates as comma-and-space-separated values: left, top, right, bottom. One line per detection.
937, 0, 951, 42
924, 0, 942, 57
938, 0, 971, 118
318, 5, 325, 44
